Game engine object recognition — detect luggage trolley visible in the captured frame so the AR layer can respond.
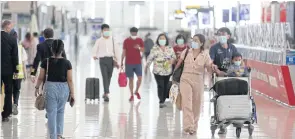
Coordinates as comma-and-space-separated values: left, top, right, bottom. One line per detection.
210, 73, 257, 138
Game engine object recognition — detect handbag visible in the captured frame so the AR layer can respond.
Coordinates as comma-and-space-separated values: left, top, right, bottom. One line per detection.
35, 58, 49, 110
118, 68, 127, 87
169, 83, 179, 103
172, 49, 189, 83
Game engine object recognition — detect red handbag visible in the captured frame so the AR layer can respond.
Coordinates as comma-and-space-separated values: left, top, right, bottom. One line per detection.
118, 68, 127, 87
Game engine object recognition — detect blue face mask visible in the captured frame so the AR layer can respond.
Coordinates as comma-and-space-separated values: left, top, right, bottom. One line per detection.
234, 61, 241, 66
191, 42, 200, 49
103, 31, 110, 37
159, 40, 166, 46
219, 36, 227, 44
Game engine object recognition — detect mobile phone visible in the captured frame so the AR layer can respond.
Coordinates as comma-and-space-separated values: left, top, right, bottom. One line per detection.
70, 97, 75, 107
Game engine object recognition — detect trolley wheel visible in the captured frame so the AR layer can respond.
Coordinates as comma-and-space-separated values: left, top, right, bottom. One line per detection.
210, 125, 217, 137
248, 124, 254, 136
236, 127, 242, 138
211, 130, 215, 137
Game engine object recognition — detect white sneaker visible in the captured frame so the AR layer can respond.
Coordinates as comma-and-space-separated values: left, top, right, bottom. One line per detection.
12, 104, 18, 115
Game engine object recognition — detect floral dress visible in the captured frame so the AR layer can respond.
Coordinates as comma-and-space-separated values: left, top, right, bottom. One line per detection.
147, 46, 176, 76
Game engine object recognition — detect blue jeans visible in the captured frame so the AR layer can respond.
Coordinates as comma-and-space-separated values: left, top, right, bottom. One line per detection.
44, 82, 69, 139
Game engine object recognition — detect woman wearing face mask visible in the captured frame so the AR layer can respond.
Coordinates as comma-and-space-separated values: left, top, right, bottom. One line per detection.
174, 34, 215, 135
173, 34, 189, 59
145, 33, 176, 108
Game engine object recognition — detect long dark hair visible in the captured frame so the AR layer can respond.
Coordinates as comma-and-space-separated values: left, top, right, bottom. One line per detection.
175, 34, 187, 44
193, 34, 205, 52
51, 39, 64, 59
25, 32, 31, 40
156, 33, 169, 46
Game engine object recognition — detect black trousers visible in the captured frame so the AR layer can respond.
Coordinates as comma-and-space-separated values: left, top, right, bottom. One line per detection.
144, 52, 150, 59
99, 57, 114, 94
1, 74, 13, 118
154, 74, 170, 103
13, 79, 21, 105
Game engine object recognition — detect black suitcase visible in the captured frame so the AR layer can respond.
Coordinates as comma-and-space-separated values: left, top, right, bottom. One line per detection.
85, 78, 100, 100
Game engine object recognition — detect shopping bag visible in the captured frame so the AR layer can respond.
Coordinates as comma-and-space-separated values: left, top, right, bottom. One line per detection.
169, 83, 182, 110
118, 68, 127, 87
169, 83, 179, 103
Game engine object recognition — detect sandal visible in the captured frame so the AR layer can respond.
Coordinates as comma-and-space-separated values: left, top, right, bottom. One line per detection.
58, 135, 65, 139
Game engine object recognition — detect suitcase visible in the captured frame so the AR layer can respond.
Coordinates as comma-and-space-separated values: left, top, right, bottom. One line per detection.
85, 78, 100, 100
216, 95, 252, 121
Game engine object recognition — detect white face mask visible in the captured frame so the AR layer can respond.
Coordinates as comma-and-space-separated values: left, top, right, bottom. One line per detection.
131, 36, 137, 40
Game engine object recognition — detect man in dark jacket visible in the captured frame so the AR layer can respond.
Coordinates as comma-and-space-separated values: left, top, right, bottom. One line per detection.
1, 20, 19, 122
30, 28, 67, 82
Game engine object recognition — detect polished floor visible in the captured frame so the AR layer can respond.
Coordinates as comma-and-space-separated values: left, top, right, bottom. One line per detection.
1, 36, 295, 139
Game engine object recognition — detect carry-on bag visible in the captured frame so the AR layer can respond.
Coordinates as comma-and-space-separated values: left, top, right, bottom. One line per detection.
216, 95, 252, 121
85, 78, 100, 100
211, 78, 248, 96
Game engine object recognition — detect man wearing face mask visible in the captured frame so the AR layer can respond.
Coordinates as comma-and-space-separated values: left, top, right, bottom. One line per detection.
209, 27, 238, 134
210, 27, 238, 73
92, 24, 119, 102
1, 20, 19, 122
121, 27, 144, 101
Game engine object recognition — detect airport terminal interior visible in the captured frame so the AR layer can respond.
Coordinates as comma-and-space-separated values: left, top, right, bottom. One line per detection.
1, 1, 295, 139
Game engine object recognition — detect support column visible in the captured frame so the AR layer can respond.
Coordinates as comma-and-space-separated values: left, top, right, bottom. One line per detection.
105, 0, 110, 24
149, 0, 154, 28
134, 4, 140, 28
163, 0, 168, 32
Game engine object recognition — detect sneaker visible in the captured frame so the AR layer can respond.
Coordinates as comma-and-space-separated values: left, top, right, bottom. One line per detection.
12, 104, 18, 115
103, 95, 109, 102
218, 127, 227, 134
58, 135, 65, 139
135, 92, 141, 99
2, 117, 9, 122
129, 96, 134, 102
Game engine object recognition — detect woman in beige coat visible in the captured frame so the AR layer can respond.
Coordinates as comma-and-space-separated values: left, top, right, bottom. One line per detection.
175, 34, 215, 135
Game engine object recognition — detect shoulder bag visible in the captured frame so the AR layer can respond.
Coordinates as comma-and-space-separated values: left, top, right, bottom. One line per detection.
172, 48, 189, 83
35, 58, 49, 110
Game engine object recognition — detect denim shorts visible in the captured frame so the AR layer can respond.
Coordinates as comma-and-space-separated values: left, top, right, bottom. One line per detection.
125, 64, 142, 78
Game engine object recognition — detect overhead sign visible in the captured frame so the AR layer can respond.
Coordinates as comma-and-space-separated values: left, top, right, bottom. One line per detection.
186, 5, 201, 9
202, 12, 210, 25
222, 9, 229, 23
239, 4, 250, 20
173, 10, 186, 20
87, 18, 104, 24
232, 7, 237, 22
